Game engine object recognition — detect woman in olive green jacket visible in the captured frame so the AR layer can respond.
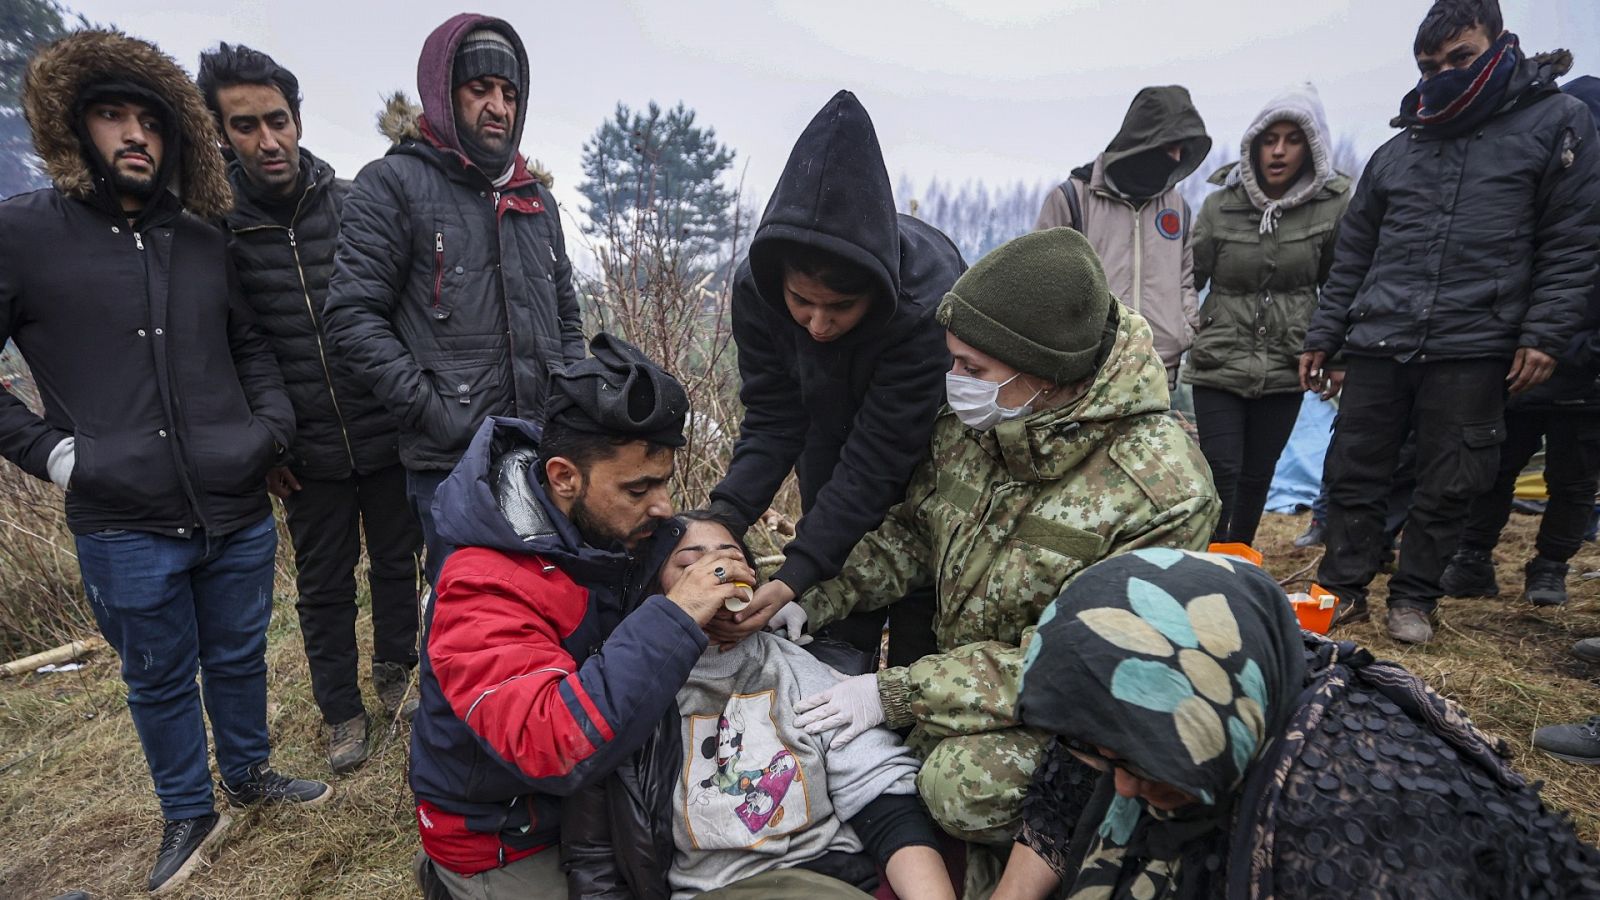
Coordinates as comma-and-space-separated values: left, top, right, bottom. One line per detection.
1183, 82, 1352, 545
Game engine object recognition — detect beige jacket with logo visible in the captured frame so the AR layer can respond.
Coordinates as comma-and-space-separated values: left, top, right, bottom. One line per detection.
1035, 157, 1200, 380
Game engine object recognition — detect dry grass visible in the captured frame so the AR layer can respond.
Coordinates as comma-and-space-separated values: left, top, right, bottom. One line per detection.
0, 511, 1595, 898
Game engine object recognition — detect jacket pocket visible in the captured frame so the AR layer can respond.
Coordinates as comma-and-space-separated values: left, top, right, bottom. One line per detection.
420, 360, 508, 450
192, 419, 276, 497
71, 428, 179, 509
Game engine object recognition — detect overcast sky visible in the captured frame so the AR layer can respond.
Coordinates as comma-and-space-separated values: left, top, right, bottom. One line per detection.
64, 0, 1600, 228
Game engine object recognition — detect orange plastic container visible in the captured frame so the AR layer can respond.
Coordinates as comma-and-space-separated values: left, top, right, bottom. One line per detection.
1207, 542, 1263, 566
1288, 583, 1339, 634
1208, 543, 1337, 634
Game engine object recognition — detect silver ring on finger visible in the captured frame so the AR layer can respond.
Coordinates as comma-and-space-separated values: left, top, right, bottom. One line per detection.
713, 565, 727, 584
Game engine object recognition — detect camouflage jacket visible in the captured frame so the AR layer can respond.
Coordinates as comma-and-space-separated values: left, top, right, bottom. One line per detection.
799, 311, 1218, 734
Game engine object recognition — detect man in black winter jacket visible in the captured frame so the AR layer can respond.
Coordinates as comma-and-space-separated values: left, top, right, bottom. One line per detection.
1300, 0, 1600, 644
705, 91, 965, 662
0, 31, 328, 894
323, 14, 584, 586
201, 43, 423, 776
1441, 74, 1600, 610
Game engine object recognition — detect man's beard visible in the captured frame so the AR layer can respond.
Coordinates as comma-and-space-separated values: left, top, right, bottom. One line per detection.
569, 490, 643, 551
110, 167, 158, 201
456, 113, 513, 174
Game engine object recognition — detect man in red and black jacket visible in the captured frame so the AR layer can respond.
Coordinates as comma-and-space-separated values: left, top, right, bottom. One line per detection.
409, 335, 757, 897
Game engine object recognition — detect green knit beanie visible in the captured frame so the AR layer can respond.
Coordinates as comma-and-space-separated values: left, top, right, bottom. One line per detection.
936, 227, 1114, 385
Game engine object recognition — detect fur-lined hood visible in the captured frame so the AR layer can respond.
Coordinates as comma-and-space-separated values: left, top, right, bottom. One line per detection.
22, 30, 231, 219
375, 91, 553, 188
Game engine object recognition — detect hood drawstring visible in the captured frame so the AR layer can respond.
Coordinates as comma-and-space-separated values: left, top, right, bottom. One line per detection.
1259, 203, 1284, 235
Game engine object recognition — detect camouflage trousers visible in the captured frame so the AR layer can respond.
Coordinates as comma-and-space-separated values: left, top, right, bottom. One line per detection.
910, 725, 1053, 845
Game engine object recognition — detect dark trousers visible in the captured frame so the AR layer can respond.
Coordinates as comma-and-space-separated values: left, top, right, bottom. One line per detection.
284, 464, 423, 724
1318, 357, 1507, 613
1458, 409, 1600, 563
1192, 387, 1303, 545
1312, 433, 1417, 553
813, 584, 940, 669
406, 469, 453, 587
74, 514, 277, 819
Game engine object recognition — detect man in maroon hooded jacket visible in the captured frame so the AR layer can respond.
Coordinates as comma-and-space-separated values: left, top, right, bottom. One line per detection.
324, 14, 584, 586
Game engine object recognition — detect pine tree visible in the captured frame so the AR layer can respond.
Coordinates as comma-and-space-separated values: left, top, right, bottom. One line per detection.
578, 101, 738, 268
1, 0, 86, 198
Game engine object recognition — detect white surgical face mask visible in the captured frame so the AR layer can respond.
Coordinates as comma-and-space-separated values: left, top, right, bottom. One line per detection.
946, 372, 1039, 432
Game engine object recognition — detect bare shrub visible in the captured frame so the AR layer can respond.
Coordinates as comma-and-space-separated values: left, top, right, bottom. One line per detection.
0, 347, 93, 658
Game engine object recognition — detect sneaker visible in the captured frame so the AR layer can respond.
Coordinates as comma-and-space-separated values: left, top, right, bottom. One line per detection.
148, 811, 231, 894
1574, 638, 1600, 664
1440, 548, 1500, 598
1330, 595, 1369, 628
1386, 607, 1435, 644
1293, 520, 1326, 549
327, 712, 370, 775
1512, 497, 1548, 515
1523, 557, 1569, 607
1532, 716, 1600, 765
220, 763, 333, 808
373, 661, 420, 721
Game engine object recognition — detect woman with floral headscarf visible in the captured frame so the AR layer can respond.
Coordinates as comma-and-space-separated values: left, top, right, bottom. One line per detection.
994, 549, 1600, 900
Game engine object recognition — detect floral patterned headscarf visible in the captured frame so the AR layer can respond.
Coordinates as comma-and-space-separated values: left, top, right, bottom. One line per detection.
1017, 548, 1307, 899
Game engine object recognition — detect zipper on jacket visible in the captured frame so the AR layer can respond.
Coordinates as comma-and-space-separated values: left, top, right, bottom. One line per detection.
287, 227, 358, 472
433, 232, 445, 311
490, 193, 521, 413
1131, 209, 1143, 313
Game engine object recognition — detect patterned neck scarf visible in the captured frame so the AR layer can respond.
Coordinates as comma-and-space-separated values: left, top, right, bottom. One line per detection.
1407, 32, 1521, 136
1017, 549, 1307, 900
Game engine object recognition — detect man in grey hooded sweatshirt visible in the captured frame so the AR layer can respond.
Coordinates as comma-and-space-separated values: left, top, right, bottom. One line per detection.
1036, 86, 1211, 394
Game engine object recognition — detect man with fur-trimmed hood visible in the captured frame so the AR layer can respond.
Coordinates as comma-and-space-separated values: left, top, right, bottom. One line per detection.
323, 14, 584, 587
0, 30, 330, 895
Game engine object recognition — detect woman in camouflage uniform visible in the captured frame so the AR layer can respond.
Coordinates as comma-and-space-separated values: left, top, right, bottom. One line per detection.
786, 229, 1219, 859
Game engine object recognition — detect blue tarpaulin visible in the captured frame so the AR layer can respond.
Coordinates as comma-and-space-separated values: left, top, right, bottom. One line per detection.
1266, 392, 1336, 514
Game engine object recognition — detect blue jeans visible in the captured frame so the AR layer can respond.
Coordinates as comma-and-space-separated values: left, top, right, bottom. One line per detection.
406, 469, 453, 587
75, 514, 277, 819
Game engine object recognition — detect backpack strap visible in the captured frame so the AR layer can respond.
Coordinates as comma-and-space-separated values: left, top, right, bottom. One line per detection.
1057, 178, 1084, 232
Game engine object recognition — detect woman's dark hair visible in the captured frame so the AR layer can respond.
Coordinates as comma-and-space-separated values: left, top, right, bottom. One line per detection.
197, 42, 303, 126
777, 241, 882, 298
677, 509, 759, 573
1414, 0, 1503, 56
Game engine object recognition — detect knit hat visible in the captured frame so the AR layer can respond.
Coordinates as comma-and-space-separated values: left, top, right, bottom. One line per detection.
936, 228, 1114, 385
452, 27, 519, 90
545, 333, 689, 448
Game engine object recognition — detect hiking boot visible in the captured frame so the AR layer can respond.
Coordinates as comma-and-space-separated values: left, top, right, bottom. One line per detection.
220, 763, 332, 808
374, 661, 419, 721
327, 712, 370, 775
148, 811, 231, 895
1293, 519, 1325, 549
1523, 557, 1569, 607
1386, 607, 1435, 644
1330, 595, 1369, 628
1440, 548, 1500, 598
1574, 638, 1600, 664
1531, 716, 1600, 765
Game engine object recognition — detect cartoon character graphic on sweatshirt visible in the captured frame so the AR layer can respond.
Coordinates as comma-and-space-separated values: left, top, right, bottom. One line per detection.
685, 692, 809, 848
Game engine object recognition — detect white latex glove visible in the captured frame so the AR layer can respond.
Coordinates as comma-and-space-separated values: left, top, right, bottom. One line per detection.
794, 672, 884, 749
46, 437, 75, 491
765, 602, 812, 645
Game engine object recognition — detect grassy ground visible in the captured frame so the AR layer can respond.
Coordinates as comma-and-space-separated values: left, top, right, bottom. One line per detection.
0, 511, 1596, 899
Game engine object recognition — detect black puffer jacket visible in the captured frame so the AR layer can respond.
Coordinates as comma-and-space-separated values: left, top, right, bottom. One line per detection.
1516, 75, 1600, 412
225, 148, 400, 480
323, 15, 584, 472
0, 30, 292, 538
708, 90, 965, 596
1304, 52, 1600, 362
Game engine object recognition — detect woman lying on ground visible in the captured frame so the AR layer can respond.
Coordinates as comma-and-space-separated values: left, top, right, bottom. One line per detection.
994, 548, 1600, 900
561, 511, 956, 900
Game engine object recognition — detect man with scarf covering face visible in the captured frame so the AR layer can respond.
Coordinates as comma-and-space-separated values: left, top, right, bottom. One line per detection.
997, 549, 1600, 900
324, 14, 585, 589
1300, 0, 1600, 644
